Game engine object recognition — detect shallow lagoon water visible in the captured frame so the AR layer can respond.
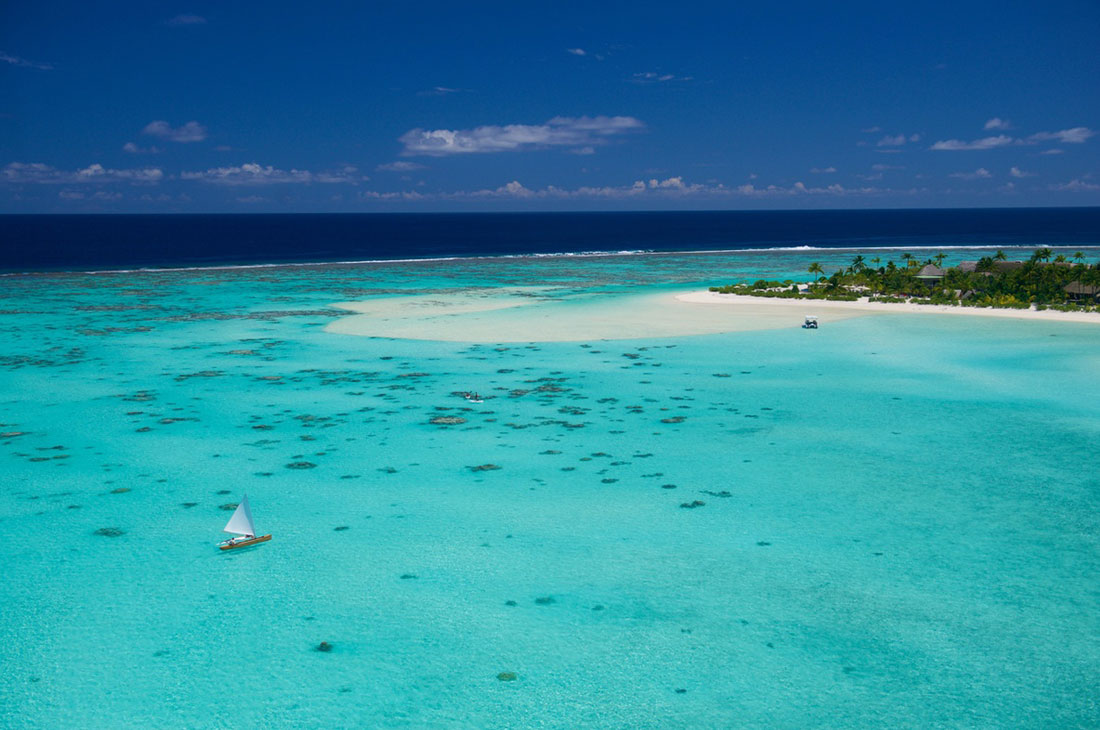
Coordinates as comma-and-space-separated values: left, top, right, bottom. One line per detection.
1, 249, 1099, 728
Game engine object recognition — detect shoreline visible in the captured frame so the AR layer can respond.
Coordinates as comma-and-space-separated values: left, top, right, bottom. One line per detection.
326, 286, 1100, 344
677, 291, 1100, 325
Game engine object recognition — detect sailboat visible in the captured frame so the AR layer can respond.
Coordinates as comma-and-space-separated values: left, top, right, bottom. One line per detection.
218, 494, 272, 551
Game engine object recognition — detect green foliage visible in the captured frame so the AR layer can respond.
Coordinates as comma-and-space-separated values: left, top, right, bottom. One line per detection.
708, 248, 1100, 310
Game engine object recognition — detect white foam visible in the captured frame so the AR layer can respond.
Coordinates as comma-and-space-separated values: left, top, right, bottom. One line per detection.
3, 244, 1097, 277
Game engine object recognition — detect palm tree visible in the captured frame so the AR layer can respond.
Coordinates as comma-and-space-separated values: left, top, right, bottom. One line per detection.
993, 250, 1007, 261
933, 252, 947, 267
808, 262, 824, 279
1054, 254, 1067, 263
1073, 251, 1086, 264
901, 252, 914, 264
870, 256, 881, 266
850, 255, 865, 273
1032, 247, 1053, 263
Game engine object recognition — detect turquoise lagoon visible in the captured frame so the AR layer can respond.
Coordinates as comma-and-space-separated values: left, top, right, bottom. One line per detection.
1, 249, 1098, 728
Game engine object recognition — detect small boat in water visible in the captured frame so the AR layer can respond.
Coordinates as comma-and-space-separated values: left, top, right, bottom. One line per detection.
218, 494, 271, 551
802, 315, 819, 329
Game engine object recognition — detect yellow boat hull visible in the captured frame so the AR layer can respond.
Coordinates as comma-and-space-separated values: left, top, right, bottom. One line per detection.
219, 534, 272, 551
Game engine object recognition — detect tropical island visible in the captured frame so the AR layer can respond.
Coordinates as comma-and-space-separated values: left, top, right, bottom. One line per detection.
710, 249, 1100, 312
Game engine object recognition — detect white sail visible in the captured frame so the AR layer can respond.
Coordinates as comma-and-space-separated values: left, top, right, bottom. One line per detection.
223, 494, 256, 536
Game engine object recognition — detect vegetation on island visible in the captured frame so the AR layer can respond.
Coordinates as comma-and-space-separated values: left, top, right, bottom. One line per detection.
709, 249, 1100, 312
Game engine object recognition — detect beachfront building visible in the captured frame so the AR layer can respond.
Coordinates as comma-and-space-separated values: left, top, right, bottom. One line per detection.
915, 264, 946, 287
1064, 282, 1100, 302
956, 260, 1027, 274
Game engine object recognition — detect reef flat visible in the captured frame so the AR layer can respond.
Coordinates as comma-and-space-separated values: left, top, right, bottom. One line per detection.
1, 248, 1098, 728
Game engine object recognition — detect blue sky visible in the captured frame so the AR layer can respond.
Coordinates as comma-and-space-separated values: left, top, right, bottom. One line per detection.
2, 1, 1098, 212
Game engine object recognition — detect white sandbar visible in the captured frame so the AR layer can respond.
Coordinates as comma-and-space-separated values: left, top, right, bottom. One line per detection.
324, 288, 1099, 343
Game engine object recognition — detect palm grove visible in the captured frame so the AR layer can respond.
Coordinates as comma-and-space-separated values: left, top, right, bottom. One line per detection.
711, 249, 1100, 311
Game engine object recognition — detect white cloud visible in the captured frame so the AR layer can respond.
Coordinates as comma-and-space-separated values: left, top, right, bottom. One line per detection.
417, 86, 462, 96
984, 117, 1011, 130
2, 162, 163, 184
877, 133, 920, 147
492, 180, 536, 198
810, 166, 837, 174
949, 168, 992, 180
872, 163, 904, 171
166, 14, 207, 26
180, 162, 363, 185
1028, 127, 1095, 144
569, 146, 596, 155
143, 120, 207, 143
1050, 179, 1100, 192
314, 166, 364, 183
123, 142, 160, 154
399, 115, 644, 156
375, 161, 425, 172
57, 189, 122, 203
0, 52, 52, 70
58, 189, 121, 202
359, 190, 428, 201
930, 135, 1015, 151
732, 182, 889, 197
566, 48, 586, 56
362, 176, 901, 203
1009, 166, 1033, 178
1040, 148, 1064, 155
648, 176, 703, 191
236, 195, 267, 203
861, 126, 882, 133
932, 126, 1094, 151
631, 71, 692, 83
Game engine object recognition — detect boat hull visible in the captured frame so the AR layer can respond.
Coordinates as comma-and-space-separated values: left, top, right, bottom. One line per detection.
219, 534, 272, 551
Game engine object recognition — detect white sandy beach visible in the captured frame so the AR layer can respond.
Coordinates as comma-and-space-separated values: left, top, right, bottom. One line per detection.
678, 291, 1100, 325
325, 287, 1099, 343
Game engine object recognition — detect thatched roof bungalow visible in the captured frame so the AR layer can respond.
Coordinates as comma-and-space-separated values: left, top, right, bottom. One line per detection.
1064, 281, 1100, 301
915, 264, 946, 285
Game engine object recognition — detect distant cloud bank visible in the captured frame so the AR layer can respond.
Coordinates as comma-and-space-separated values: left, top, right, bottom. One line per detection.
181, 163, 363, 185
2, 162, 163, 184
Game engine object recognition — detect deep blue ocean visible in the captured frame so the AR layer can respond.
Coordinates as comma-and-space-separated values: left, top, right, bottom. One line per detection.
2, 207, 1100, 273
